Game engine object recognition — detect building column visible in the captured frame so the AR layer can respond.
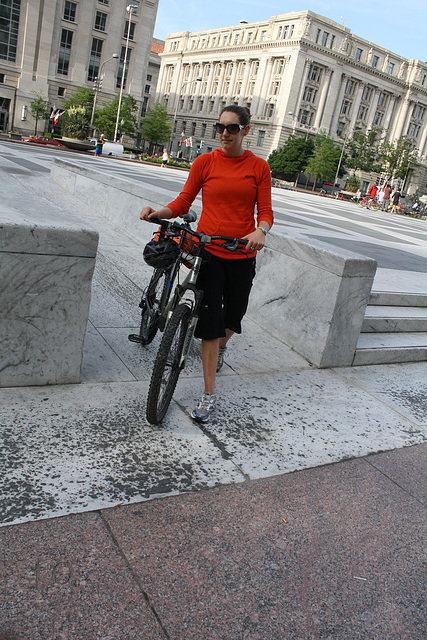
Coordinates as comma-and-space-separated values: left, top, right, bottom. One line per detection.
314, 67, 333, 129
349, 81, 365, 131
328, 72, 348, 135
392, 98, 412, 139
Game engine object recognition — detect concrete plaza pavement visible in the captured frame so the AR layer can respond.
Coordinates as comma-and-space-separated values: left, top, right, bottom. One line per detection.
0, 144, 426, 639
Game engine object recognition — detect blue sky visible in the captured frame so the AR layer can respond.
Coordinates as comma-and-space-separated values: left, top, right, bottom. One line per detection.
153, 1, 427, 62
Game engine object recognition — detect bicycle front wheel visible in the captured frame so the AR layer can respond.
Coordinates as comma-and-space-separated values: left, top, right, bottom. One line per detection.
146, 303, 191, 424
139, 268, 170, 345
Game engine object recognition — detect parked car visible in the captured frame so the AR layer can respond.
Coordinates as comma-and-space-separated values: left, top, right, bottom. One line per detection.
22, 136, 63, 146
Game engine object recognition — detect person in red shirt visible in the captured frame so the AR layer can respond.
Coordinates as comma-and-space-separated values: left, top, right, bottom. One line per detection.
366, 182, 378, 208
140, 105, 274, 422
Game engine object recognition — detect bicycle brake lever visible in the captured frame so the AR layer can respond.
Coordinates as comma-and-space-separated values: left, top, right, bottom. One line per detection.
223, 239, 239, 251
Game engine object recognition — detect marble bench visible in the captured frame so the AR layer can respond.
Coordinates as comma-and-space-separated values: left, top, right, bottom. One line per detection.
50, 158, 377, 368
0, 211, 98, 387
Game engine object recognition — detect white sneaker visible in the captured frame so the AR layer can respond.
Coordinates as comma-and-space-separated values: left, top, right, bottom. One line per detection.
191, 393, 216, 423
216, 346, 227, 373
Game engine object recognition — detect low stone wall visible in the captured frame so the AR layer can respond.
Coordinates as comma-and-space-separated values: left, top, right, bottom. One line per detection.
50, 159, 377, 368
247, 234, 376, 367
0, 210, 98, 387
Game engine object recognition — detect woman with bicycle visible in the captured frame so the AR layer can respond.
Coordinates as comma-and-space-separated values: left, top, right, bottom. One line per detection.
140, 105, 274, 422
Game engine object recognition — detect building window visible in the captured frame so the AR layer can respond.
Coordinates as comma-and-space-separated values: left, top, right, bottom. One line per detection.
87, 38, 103, 82
271, 81, 280, 95
277, 26, 282, 39
212, 124, 217, 139
309, 64, 322, 82
330, 35, 335, 49
315, 28, 321, 43
283, 25, 289, 38
355, 48, 363, 61
345, 79, 355, 95
387, 61, 395, 75
362, 86, 371, 102
321, 31, 329, 47
247, 32, 253, 44
181, 121, 187, 133
201, 123, 206, 136
336, 121, 345, 136
63, 1, 77, 22
144, 84, 150, 93
303, 86, 317, 103
0, 0, 20, 62
58, 87, 65, 96
57, 29, 73, 75
257, 130, 265, 146
358, 105, 367, 120
407, 123, 420, 138
124, 21, 135, 40
191, 122, 196, 135
147, 74, 152, 81
98, 0, 109, 4
223, 35, 228, 46
372, 55, 379, 68
373, 111, 383, 126
298, 109, 312, 125
260, 30, 266, 41
141, 96, 149, 117
265, 103, 274, 117
0, 73, 4, 83
116, 46, 131, 88
341, 99, 351, 115
378, 92, 387, 108
413, 104, 425, 120
94, 11, 107, 32
234, 33, 240, 45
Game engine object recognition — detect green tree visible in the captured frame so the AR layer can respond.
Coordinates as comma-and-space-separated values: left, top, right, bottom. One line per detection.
29, 96, 49, 136
60, 86, 95, 139
345, 175, 361, 192
139, 102, 172, 149
304, 133, 344, 190
380, 136, 418, 183
345, 128, 383, 173
267, 135, 315, 180
95, 94, 138, 139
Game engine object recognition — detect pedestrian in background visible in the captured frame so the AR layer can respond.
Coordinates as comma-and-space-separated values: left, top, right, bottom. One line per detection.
161, 148, 169, 167
95, 134, 105, 157
382, 184, 392, 210
391, 187, 402, 214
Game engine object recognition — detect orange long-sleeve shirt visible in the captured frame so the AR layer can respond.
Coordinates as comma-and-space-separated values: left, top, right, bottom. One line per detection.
166, 148, 274, 259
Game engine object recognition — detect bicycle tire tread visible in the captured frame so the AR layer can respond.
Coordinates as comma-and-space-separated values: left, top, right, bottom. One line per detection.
146, 304, 191, 424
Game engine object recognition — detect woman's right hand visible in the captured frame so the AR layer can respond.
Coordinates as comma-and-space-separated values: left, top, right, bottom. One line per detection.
140, 206, 173, 221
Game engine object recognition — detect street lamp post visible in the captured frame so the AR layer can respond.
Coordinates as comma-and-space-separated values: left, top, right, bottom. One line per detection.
114, 4, 138, 142
89, 54, 119, 135
332, 129, 350, 196
169, 76, 202, 154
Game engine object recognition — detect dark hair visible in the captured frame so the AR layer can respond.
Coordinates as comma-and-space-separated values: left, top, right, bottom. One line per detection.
220, 105, 251, 126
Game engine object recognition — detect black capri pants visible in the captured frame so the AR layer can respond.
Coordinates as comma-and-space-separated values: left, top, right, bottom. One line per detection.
194, 250, 256, 340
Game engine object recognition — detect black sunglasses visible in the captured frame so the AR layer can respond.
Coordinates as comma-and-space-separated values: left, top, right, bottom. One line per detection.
215, 122, 245, 134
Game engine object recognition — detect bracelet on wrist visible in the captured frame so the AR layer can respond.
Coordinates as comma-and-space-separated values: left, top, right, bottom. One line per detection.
257, 226, 268, 236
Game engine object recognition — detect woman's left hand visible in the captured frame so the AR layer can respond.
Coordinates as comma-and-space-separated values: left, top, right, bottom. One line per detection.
244, 228, 266, 252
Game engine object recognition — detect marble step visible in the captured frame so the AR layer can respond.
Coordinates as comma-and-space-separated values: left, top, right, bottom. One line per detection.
362, 305, 427, 333
353, 332, 427, 366
369, 291, 427, 307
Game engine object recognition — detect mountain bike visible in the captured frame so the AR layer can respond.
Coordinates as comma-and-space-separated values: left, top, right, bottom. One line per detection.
140, 218, 248, 424
128, 211, 197, 346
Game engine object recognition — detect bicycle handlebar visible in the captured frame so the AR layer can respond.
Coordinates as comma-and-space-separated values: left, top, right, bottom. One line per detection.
147, 217, 248, 250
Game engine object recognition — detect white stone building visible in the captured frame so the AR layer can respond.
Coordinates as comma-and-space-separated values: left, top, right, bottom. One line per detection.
157, 10, 427, 194
0, 0, 159, 136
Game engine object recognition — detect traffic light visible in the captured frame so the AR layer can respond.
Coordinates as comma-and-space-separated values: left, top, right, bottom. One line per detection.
200, 140, 204, 149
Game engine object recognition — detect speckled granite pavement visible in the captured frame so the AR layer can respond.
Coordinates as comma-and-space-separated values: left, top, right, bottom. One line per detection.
1, 149, 426, 638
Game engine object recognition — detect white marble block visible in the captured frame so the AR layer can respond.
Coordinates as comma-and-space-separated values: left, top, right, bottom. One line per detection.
0, 220, 98, 387
248, 233, 377, 367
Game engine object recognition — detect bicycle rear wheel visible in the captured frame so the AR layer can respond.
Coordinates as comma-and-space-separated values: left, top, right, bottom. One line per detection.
139, 268, 170, 345
146, 303, 191, 424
